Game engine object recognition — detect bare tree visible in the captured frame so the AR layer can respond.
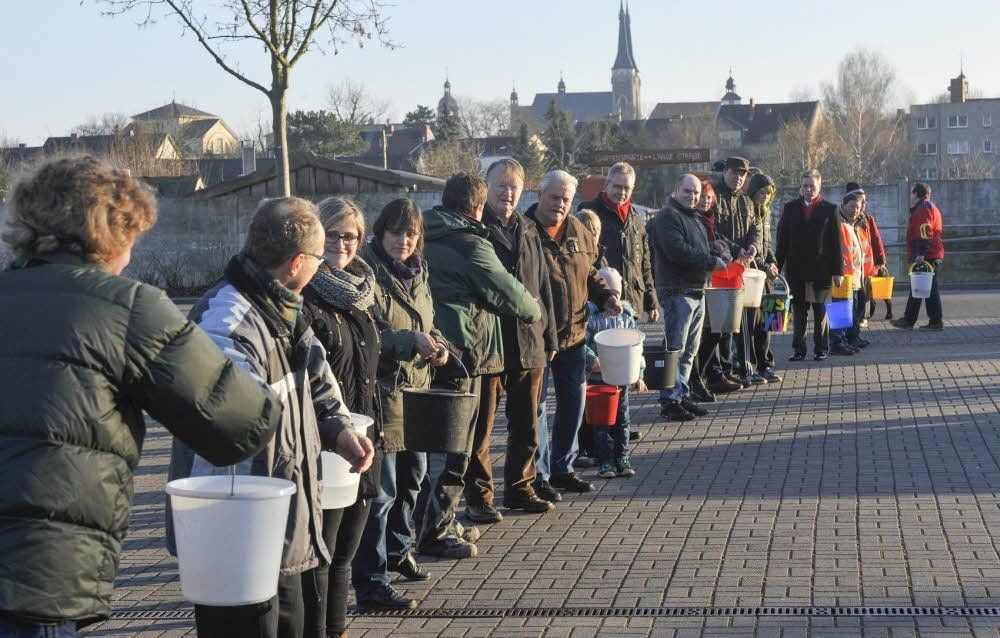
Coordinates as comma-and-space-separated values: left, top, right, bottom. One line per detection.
455, 97, 511, 138
821, 49, 907, 185
73, 113, 131, 136
764, 118, 837, 187
416, 140, 482, 179
99, 1, 393, 196
327, 79, 389, 125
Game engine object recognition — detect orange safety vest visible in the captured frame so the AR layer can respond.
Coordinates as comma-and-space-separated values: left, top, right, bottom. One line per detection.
856, 223, 876, 276
838, 221, 856, 276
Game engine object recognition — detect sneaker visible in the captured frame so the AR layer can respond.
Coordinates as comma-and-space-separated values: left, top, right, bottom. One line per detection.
724, 371, 743, 385
616, 458, 636, 478
680, 398, 709, 417
740, 373, 766, 386
465, 501, 503, 524
597, 463, 617, 478
890, 318, 914, 330
707, 377, 742, 393
574, 455, 598, 468
549, 472, 596, 493
419, 537, 477, 559
762, 368, 782, 383
813, 352, 828, 361
533, 480, 562, 503
460, 525, 481, 544
919, 322, 944, 331
660, 401, 695, 421
691, 386, 716, 403
788, 352, 806, 362
503, 491, 554, 513
356, 583, 417, 610
859, 318, 869, 328
848, 339, 870, 349
629, 429, 643, 441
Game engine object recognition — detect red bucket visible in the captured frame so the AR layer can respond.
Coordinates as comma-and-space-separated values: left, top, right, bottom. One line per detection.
585, 384, 620, 426
710, 261, 745, 288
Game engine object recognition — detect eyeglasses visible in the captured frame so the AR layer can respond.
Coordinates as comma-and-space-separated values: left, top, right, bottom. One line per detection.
326, 232, 360, 246
304, 253, 325, 264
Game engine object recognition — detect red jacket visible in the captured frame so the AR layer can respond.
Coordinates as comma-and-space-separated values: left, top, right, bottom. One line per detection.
906, 199, 944, 261
864, 214, 886, 267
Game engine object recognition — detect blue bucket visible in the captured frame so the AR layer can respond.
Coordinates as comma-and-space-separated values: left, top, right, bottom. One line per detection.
825, 299, 853, 330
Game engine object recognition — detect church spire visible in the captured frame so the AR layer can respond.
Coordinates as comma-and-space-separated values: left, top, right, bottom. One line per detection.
613, 0, 638, 71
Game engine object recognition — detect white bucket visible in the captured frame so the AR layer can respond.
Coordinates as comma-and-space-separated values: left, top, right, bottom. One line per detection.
594, 328, 645, 385
910, 272, 934, 299
705, 287, 744, 333
166, 475, 296, 606
741, 270, 767, 308
320, 413, 373, 509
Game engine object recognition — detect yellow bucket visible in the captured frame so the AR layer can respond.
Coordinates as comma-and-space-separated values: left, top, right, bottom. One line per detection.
831, 274, 853, 299
869, 276, 894, 300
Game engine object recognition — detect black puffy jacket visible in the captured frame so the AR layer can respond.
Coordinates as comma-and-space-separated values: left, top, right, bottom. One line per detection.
0, 253, 280, 625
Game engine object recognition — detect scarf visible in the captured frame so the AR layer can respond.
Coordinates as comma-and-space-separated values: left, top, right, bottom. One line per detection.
697, 207, 717, 242
224, 253, 304, 339
600, 192, 631, 224
370, 237, 422, 293
308, 256, 376, 312
802, 195, 820, 223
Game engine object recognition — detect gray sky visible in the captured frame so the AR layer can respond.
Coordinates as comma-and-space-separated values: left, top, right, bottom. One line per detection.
4, 0, 998, 145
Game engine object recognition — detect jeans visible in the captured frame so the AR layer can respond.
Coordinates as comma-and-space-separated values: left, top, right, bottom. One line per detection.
535, 343, 587, 480
830, 291, 857, 349
659, 293, 706, 403
904, 259, 943, 324
791, 299, 829, 356
594, 385, 630, 463
352, 449, 425, 597
195, 568, 324, 638
320, 498, 371, 634
418, 375, 481, 548
848, 286, 868, 345
0, 620, 77, 638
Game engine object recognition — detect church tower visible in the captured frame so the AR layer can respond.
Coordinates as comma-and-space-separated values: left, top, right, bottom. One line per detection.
611, 1, 641, 120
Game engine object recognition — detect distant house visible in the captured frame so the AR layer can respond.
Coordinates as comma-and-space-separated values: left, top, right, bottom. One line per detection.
142, 174, 205, 198
42, 132, 180, 160
129, 101, 240, 157
194, 153, 445, 199
349, 123, 435, 172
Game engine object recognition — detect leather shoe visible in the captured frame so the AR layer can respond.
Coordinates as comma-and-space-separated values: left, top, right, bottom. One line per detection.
504, 491, 554, 513
831, 346, 855, 356
788, 352, 806, 362
419, 537, 477, 559
680, 398, 709, 416
661, 401, 695, 421
392, 553, 430, 581
465, 501, 503, 523
549, 472, 595, 493
356, 584, 417, 610
533, 480, 562, 502
629, 429, 643, 441
707, 378, 741, 393
813, 352, 828, 361
890, 318, 914, 330
919, 322, 944, 331
691, 386, 716, 403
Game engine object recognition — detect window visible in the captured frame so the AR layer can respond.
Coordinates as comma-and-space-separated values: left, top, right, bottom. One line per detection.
947, 114, 969, 128
916, 115, 937, 130
985, 139, 994, 154
212, 138, 225, 154
948, 166, 961, 179
984, 114, 993, 128
918, 142, 937, 155
947, 140, 970, 155
922, 167, 938, 180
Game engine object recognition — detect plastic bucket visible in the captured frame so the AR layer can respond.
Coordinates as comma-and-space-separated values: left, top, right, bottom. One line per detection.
832, 274, 853, 299
403, 387, 477, 453
705, 287, 744, 333
166, 475, 296, 606
760, 275, 791, 333
584, 384, 620, 426
741, 270, 767, 308
320, 413, 373, 510
825, 299, 854, 330
711, 261, 745, 288
643, 345, 680, 390
594, 328, 645, 385
870, 276, 894, 300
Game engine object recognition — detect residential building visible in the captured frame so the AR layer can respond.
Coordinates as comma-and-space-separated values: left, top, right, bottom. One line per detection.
128, 101, 240, 157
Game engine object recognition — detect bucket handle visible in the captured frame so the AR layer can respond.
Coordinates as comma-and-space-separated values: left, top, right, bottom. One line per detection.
908, 261, 935, 274
772, 274, 791, 297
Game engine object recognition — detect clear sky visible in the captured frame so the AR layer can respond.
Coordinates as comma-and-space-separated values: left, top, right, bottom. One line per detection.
4, 0, 999, 145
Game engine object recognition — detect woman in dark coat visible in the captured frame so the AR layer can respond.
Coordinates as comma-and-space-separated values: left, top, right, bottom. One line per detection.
302, 197, 384, 638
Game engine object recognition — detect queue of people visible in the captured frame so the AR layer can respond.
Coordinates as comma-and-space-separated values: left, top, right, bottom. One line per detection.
0, 154, 944, 638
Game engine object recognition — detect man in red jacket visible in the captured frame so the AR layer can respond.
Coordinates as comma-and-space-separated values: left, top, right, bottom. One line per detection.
892, 182, 945, 330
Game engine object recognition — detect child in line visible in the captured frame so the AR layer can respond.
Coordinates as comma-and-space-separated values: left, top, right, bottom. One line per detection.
583, 267, 646, 479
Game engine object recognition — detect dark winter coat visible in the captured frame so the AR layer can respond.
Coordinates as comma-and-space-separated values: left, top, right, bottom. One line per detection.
0, 253, 280, 625
775, 198, 844, 300
647, 198, 717, 294
713, 178, 762, 258
576, 196, 658, 313
422, 205, 541, 376
526, 206, 615, 351
483, 204, 558, 370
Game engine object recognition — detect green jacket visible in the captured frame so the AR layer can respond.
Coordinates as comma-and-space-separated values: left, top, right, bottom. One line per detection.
360, 240, 448, 452
0, 253, 280, 625
422, 206, 541, 376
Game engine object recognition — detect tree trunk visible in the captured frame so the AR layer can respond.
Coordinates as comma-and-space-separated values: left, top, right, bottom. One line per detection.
270, 68, 290, 197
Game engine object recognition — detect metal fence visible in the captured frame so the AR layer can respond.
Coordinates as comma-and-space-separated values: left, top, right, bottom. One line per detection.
876, 223, 1000, 288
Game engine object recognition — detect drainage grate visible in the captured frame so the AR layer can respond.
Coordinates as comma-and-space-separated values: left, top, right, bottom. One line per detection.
109, 606, 1000, 622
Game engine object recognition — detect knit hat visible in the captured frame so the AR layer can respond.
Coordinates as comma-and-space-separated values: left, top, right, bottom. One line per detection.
597, 267, 623, 297
745, 173, 776, 199
845, 181, 865, 196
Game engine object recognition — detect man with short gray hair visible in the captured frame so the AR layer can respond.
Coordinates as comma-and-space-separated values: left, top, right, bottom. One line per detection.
527, 170, 622, 498
577, 162, 659, 322
647, 175, 728, 421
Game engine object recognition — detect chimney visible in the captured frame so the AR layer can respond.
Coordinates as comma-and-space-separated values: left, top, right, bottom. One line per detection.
18, 143, 26, 149
381, 127, 389, 171
749, 97, 755, 108
949, 73, 969, 103
240, 140, 256, 175
70, 132, 79, 142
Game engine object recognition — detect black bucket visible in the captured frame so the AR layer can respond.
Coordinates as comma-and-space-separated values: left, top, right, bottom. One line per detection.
402, 388, 477, 454
643, 345, 681, 390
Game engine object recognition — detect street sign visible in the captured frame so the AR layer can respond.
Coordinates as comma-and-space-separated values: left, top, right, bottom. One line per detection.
589, 148, 710, 167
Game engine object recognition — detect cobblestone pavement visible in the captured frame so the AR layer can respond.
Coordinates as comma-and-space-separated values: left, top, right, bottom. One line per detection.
83, 291, 1000, 636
